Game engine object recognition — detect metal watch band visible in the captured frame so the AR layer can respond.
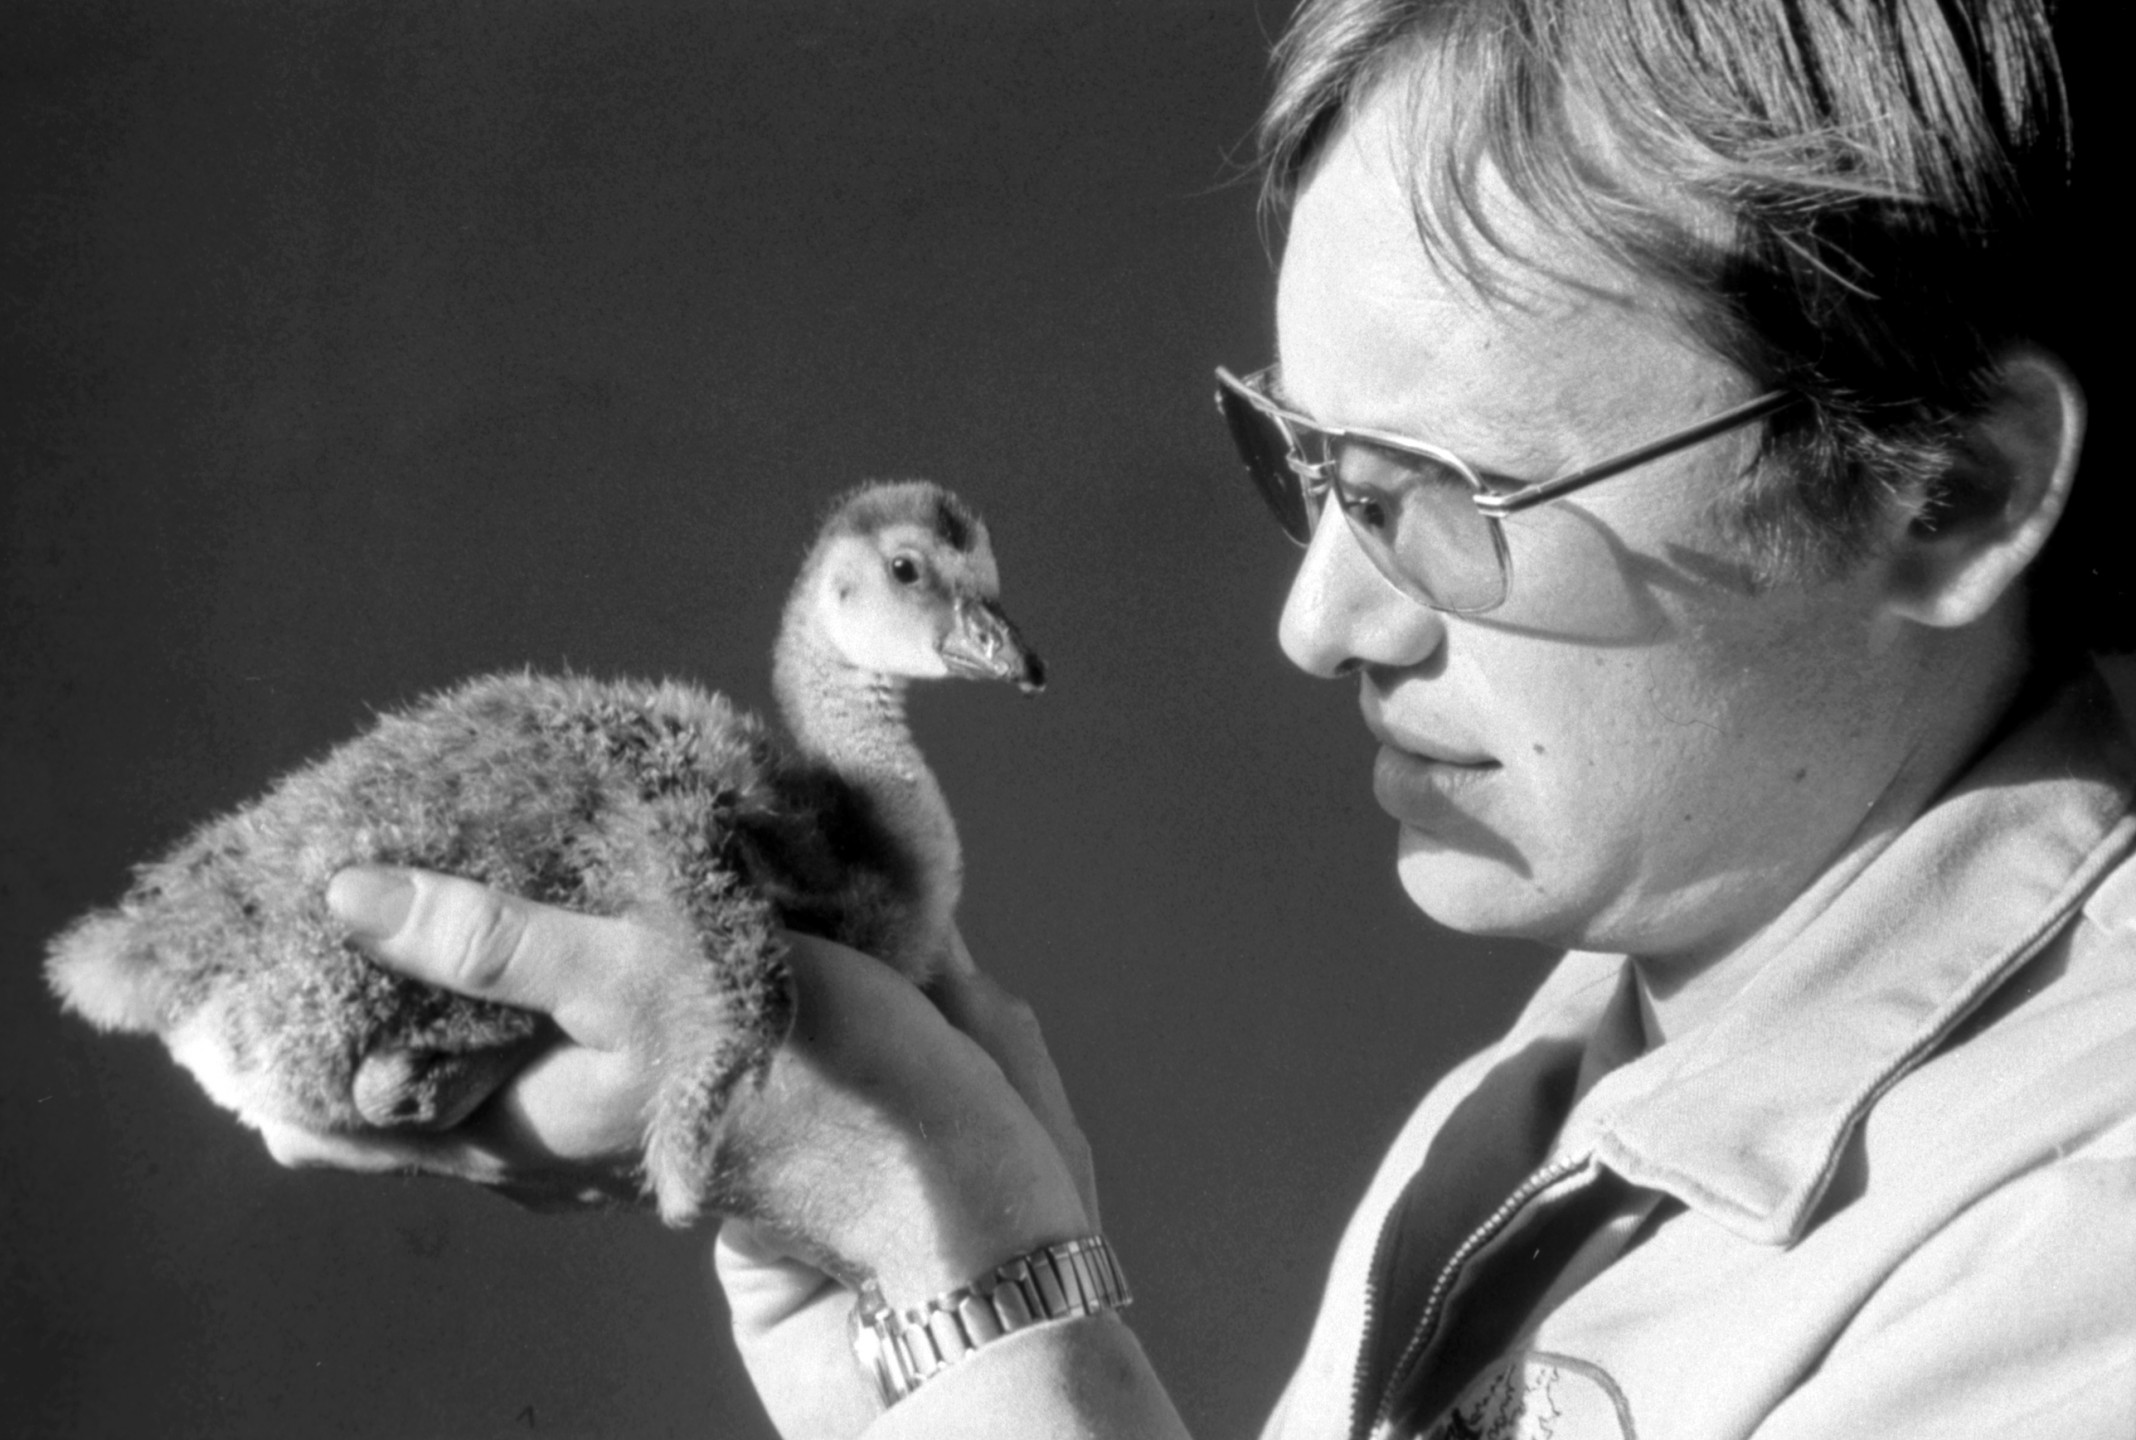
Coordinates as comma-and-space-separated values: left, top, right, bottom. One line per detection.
850, 1235, 1133, 1407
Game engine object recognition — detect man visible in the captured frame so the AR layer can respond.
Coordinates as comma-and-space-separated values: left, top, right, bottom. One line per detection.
281, 0, 2132, 1434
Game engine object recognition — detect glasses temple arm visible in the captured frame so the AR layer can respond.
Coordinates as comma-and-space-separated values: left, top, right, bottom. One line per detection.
1472, 391, 1796, 519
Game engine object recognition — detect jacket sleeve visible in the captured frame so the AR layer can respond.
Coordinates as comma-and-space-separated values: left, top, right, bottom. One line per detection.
860, 1314, 1194, 1440
1755, 1137, 2136, 1439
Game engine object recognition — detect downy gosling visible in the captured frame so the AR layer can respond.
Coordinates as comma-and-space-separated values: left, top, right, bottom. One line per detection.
45, 480, 1043, 1225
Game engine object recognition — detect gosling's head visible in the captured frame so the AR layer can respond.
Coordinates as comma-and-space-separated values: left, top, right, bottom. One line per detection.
793, 481, 1045, 694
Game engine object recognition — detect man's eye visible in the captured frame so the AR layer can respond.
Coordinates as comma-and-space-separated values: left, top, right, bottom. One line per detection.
1339, 490, 1392, 535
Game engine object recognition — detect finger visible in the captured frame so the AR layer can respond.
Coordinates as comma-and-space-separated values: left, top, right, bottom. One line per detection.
259, 1120, 422, 1174
352, 1039, 545, 1130
459, 1042, 656, 1166
716, 1220, 885, 1438
929, 966, 1100, 1227
260, 1119, 641, 1209
715, 1218, 848, 1328
484, 1176, 643, 1213
328, 866, 661, 1050
258, 1117, 510, 1185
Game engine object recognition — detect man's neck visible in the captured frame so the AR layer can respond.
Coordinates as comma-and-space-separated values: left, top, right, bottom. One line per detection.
1631, 633, 2033, 1045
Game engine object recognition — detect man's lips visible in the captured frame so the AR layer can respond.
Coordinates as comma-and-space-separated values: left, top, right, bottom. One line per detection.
1373, 743, 1500, 820
1360, 689, 1499, 830
1370, 733, 1497, 766
1359, 704, 1494, 769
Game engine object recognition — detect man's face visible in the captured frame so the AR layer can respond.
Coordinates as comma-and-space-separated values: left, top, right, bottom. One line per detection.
1274, 92, 1935, 966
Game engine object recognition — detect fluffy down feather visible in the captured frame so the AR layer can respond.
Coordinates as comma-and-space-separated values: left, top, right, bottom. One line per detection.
46, 672, 925, 1225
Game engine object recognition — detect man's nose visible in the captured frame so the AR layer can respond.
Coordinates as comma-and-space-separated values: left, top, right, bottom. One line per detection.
1278, 505, 1444, 678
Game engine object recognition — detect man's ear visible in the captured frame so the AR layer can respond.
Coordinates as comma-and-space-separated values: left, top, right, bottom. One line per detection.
1883, 347, 2085, 628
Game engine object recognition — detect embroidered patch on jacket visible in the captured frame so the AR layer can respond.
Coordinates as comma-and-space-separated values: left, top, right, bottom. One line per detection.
1422, 1353, 1635, 1440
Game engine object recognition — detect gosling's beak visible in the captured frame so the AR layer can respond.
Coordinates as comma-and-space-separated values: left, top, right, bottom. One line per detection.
938, 596, 1046, 694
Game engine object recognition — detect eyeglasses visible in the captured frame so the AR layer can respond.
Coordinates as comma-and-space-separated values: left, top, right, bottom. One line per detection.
1214, 365, 1794, 614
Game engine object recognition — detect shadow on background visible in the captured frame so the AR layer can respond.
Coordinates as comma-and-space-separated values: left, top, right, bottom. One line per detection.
1, 4, 1559, 1436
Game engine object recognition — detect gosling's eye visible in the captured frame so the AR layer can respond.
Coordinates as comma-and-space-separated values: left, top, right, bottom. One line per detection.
889, 555, 922, 586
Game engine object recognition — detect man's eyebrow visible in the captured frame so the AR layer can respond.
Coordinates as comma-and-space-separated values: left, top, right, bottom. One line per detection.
1264, 364, 1533, 485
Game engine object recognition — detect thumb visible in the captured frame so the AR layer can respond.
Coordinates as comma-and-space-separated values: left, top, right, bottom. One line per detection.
715, 1218, 846, 1327
326, 865, 653, 1051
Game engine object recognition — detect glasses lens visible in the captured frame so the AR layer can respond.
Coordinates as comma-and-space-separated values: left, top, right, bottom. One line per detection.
1214, 368, 1509, 613
1334, 442, 1508, 614
1217, 379, 1317, 545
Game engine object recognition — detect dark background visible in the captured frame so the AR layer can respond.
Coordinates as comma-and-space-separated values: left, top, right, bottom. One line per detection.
1, 4, 1560, 1437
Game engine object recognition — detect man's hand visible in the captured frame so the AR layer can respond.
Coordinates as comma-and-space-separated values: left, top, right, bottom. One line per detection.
273, 865, 1099, 1438
717, 948, 1103, 1437
258, 865, 674, 1209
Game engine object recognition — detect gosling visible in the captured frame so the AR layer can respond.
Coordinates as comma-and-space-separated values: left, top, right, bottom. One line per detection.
45, 480, 1043, 1225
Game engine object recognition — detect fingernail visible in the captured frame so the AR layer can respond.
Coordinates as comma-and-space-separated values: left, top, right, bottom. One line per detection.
328, 866, 414, 939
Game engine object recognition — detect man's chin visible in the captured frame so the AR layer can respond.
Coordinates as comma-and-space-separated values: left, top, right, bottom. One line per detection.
1394, 825, 1556, 942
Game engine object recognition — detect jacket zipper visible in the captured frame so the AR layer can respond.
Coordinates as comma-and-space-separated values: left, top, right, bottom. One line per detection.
1348, 1152, 1594, 1440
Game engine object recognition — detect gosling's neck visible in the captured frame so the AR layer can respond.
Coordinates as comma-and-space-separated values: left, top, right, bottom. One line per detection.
773, 620, 922, 779
771, 590, 963, 961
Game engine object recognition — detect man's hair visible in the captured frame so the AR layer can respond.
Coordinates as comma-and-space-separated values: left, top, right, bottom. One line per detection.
1259, 0, 2123, 660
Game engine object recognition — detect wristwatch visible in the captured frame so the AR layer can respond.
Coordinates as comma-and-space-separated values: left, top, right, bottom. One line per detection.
850, 1235, 1133, 1407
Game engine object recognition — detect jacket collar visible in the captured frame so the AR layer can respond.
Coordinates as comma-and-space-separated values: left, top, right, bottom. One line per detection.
1556, 669, 2136, 1244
